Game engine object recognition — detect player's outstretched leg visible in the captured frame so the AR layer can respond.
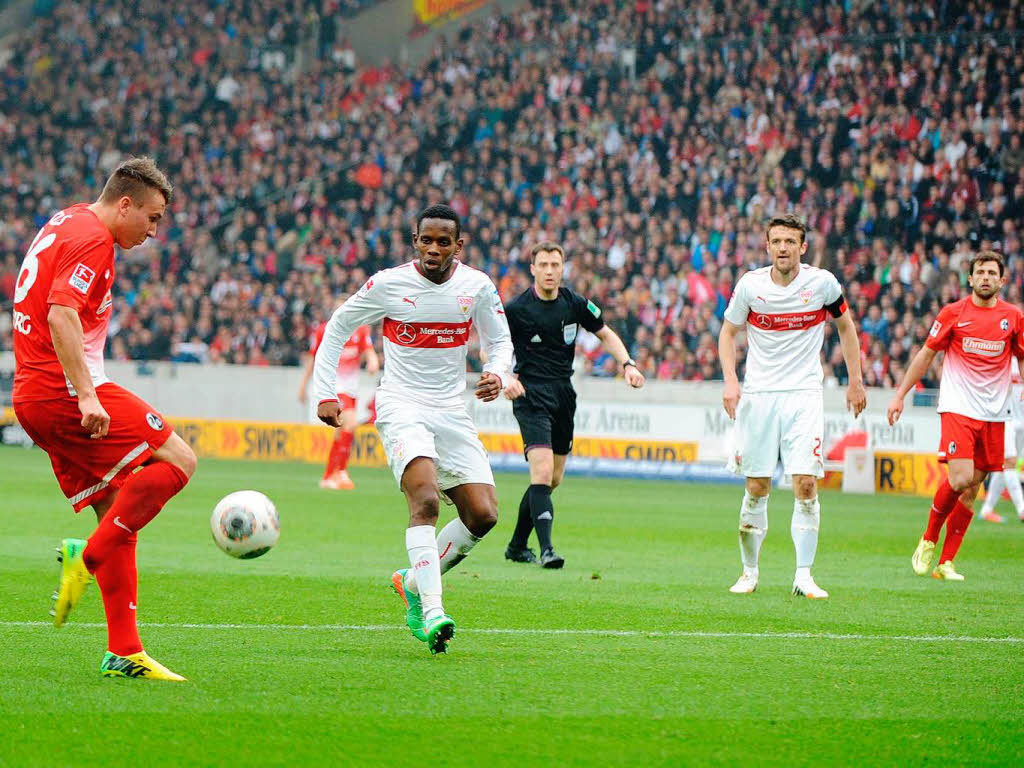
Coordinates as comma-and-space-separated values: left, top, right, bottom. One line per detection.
791, 494, 828, 599
52, 538, 92, 627
730, 491, 767, 594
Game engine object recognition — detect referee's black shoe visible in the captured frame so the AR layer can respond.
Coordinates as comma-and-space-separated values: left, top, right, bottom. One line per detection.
505, 545, 539, 564
540, 548, 565, 569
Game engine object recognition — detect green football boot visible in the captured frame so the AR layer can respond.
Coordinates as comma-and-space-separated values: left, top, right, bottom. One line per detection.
424, 613, 456, 656
390, 569, 426, 641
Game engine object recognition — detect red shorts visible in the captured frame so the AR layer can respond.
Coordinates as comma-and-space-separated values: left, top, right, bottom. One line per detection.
337, 393, 357, 411
937, 412, 1005, 472
14, 382, 173, 512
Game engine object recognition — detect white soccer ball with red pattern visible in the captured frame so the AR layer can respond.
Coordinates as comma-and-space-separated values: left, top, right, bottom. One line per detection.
211, 490, 279, 559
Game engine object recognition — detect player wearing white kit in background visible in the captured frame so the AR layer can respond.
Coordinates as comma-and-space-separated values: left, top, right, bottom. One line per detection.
719, 214, 867, 599
980, 358, 1024, 523
313, 205, 512, 655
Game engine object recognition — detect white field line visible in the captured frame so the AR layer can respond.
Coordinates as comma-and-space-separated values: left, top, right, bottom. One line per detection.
1, 621, 1022, 644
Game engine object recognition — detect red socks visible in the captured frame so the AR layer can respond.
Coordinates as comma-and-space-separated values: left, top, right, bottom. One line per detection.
940, 501, 975, 564
924, 478, 959, 542
324, 430, 354, 477
95, 533, 142, 656
84, 462, 189, 572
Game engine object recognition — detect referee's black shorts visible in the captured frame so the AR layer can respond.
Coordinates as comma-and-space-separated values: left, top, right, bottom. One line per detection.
512, 378, 577, 457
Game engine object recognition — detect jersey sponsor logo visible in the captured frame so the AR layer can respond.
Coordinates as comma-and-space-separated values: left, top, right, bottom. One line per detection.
457, 295, 473, 314
962, 337, 1005, 357
746, 308, 827, 331
69, 263, 96, 295
383, 318, 472, 348
586, 299, 601, 318
146, 412, 164, 431
563, 323, 578, 344
1001, 318, 1010, 331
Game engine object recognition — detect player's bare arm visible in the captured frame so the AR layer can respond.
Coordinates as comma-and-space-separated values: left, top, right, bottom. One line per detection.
48, 303, 109, 439
595, 326, 644, 388
718, 320, 743, 419
887, 346, 939, 425
834, 310, 867, 417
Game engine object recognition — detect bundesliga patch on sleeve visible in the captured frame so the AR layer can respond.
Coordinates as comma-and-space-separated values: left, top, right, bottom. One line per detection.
586, 299, 601, 318
929, 320, 941, 338
69, 263, 96, 295
357, 278, 374, 297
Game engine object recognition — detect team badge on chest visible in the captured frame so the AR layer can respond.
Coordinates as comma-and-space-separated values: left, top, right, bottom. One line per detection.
457, 296, 473, 315
800, 289, 813, 304
1001, 318, 1010, 331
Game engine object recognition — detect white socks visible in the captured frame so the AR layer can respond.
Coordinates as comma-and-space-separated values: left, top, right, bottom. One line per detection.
405, 525, 443, 621
1005, 469, 1024, 514
791, 497, 820, 569
404, 518, 482, 621
738, 492, 768, 575
437, 517, 480, 574
983, 472, 1005, 514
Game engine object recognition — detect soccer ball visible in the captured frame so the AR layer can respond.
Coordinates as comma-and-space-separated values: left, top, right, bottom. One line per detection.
210, 490, 279, 559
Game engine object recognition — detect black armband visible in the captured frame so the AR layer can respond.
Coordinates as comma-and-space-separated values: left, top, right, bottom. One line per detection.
825, 295, 847, 318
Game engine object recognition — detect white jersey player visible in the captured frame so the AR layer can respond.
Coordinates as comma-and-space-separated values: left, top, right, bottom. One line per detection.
719, 214, 867, 599
313, 205, 512, 655
980, 357, 1024, 522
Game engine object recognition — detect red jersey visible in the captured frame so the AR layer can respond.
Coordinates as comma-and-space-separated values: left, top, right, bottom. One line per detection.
12, 204, 116, 404
926, 296, 1024, 421
311, 322, 372, 396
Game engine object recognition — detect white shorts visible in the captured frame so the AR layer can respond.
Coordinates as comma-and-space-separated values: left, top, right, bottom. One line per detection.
1005, 422, 1024, 460
374, 397, 494, 491
730, 390, 824, 478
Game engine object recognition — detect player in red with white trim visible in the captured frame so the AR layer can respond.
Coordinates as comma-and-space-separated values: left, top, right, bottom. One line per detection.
888, 251, 1024, 580
313, 204, 512, 655
12, 158, 197, 681
719, 214, 867, 599
298, 309, 379, 490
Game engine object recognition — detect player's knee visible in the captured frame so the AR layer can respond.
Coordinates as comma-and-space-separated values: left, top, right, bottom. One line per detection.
406, 487, 440, 524
466, 503, 498, 536
550, 474, 563, 491
176, 444, 198, 479
746, 478, 770, 497
793, 476, 817, 499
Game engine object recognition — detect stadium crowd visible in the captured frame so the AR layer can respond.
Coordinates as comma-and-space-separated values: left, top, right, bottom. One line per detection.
3, 0, 1024, 389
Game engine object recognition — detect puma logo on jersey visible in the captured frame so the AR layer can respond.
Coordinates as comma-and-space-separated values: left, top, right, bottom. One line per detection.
402, 297, 417, 308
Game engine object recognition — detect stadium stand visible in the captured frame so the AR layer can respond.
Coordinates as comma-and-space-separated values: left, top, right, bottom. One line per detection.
2, 0, 1023, 389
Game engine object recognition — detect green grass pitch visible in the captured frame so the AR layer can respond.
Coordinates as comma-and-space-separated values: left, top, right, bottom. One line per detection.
1, 444, 1023, 767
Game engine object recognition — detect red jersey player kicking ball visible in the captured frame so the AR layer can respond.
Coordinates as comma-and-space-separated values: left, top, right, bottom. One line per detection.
12, 158, 197, 680
299, 306, 379, 490
888, 251, 1024, 581
313, 204, 512, 655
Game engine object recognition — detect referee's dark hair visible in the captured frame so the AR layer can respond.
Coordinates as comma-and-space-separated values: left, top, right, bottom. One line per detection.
416, 204, 460, 238
765, 213, 807, 244
530, 241, 565, 262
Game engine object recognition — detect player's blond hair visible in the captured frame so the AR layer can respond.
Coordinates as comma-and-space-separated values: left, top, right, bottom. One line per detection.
99, 157, 173, 205
530, 241, 565, 262
970, 250, 1005, 276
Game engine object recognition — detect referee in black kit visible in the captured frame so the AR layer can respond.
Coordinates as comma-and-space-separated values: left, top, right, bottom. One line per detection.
503, 241, 645, 568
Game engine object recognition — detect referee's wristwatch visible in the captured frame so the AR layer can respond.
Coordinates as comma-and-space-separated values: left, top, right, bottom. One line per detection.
622, 358, 637, 370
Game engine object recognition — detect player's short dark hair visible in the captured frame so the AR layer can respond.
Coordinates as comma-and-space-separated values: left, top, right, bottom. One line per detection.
99, 156, 173, 205
765, 214, 807, 244
530, 241, 565, 262
970, 250, 1005, 276
415, 204, 460, 239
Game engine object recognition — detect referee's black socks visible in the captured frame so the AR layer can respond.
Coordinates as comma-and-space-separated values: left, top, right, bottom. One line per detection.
527, 483, 555, 551
509, 488, 534, 549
